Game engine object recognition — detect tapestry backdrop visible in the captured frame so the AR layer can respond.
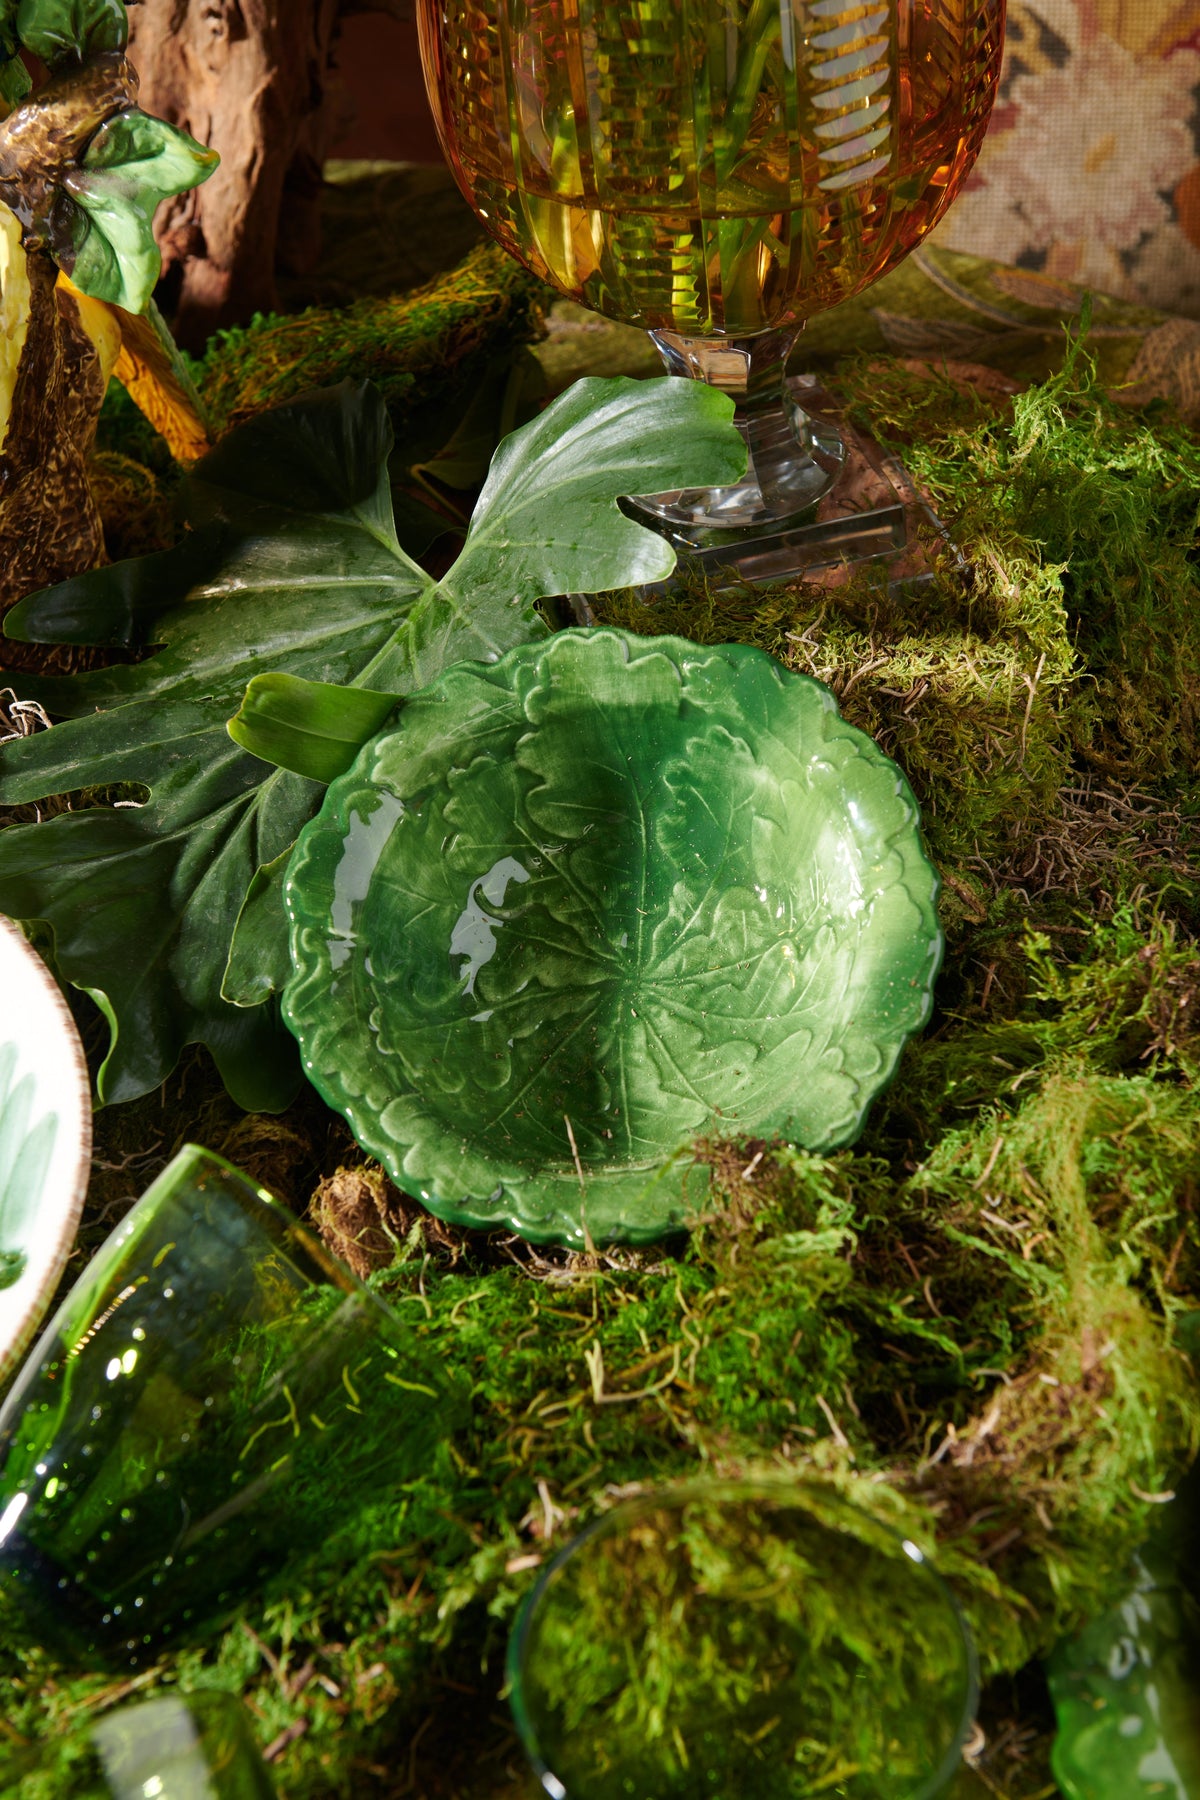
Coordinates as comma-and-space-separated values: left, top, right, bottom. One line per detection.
931, 0, 1200, 318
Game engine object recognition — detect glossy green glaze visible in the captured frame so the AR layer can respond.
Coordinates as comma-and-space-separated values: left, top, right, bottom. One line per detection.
1047, 1557, 1200, 1800
284, 629, 942, 1245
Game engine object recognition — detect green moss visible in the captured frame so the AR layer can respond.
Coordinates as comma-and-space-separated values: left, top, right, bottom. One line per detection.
198, 241, 548, 452
5, 297, 1200, 1798
840, 327, 1200, 782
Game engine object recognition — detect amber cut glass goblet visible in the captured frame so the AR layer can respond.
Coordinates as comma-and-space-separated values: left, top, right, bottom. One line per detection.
417, 0, 1005, 563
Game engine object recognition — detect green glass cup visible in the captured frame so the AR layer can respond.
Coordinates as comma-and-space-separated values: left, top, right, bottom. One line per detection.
0, 1145, 462, 1670
1047, 1553, 1200, 1800
508, 1479, 978, 1800
2, 1689, 274, 1799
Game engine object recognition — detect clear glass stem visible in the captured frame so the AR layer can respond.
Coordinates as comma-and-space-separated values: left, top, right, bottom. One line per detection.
626, 327, 847, 544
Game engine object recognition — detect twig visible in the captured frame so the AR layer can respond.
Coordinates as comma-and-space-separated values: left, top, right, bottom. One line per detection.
1018, 651, 1046, 764
565, 1114, 596, 1255
813, 1393, 850, 1449
263, 1719, 308, 1763
973, 1136, 1005, 1189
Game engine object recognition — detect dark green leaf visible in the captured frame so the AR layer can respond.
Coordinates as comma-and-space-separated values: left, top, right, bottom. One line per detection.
0, 737, 312, 1108
412, 345, 546, 493
0, 381, 419, 1107
0, 375, 742, 1106
0, 53, 31, 105
375, 374, 744, 700
229, 675, 400, 785
222, 849, 295, 1008
14, 0, 126, 65
61, 108, 218, 312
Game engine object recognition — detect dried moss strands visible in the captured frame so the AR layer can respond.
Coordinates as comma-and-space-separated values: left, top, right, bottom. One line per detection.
841, 321, 1200, 781
892, 909, 1200, 1135
895, 1072, 1200, 1634
5, 327, 1199, 1797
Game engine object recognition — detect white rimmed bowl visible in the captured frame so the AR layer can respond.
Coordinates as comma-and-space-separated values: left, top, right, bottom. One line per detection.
0, 913, 91, 1385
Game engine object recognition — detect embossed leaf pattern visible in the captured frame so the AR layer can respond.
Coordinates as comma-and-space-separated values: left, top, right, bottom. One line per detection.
284, 631, 942, 1246
0, 1037, 58, 1290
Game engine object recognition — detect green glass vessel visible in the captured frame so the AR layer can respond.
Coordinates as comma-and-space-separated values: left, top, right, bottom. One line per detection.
1, 1690, 274, 1800
508, 1478, 978, 1800
284, 628, 942, 1246
0, 1146, 463, 1669
1047, 1555, 1200, 1800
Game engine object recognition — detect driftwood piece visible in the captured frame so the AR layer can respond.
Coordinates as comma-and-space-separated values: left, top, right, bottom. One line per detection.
126, 0, 347, 346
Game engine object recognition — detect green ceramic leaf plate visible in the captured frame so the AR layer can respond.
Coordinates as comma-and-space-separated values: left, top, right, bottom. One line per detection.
283, 630, 943, 1246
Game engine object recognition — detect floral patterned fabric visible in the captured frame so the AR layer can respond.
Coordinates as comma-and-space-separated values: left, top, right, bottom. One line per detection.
931, 0, 1200, 319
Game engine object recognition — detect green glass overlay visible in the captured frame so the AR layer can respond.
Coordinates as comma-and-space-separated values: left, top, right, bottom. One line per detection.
284, 628, 942, 1245
507, 1479, 978, 1800
2, 1689, 275, 1800
1047, 1555, 1200, 1800
0, 1146, 463, 1670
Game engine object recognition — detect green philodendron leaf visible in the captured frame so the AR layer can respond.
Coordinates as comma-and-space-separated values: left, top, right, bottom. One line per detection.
61, 108, 219, 312
283, 630, 943, 1246
222, 849, 296, 1009
229, 675, 400, 786
14, 0, 126, 65
0, 375, 744, 1107
412, 345, 545, 492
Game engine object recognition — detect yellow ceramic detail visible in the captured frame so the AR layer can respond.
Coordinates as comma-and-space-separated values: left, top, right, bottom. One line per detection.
0, 200, 31, 456
57, 271, 123, 387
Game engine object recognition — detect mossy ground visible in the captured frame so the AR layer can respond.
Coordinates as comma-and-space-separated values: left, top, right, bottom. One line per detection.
1, 186, 1199, 1799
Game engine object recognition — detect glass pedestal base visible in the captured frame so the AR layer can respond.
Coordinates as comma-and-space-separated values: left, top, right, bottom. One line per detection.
619, 374, 945, 591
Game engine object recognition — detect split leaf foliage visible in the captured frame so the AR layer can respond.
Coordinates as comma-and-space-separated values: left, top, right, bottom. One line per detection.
0, 375, 744, 1110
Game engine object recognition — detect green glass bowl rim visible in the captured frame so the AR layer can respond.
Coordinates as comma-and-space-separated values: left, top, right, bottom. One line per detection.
283, 628, 945, 1243
0, 1142, 397, 1427
506, 1474, 980, 1800
122, 1142, 371, 1300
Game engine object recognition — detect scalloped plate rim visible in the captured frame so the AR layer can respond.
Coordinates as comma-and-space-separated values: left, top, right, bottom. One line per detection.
283, 630, 943, 1246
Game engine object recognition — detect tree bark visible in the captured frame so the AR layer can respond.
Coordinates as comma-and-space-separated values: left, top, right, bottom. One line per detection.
124, 0, 347, 348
